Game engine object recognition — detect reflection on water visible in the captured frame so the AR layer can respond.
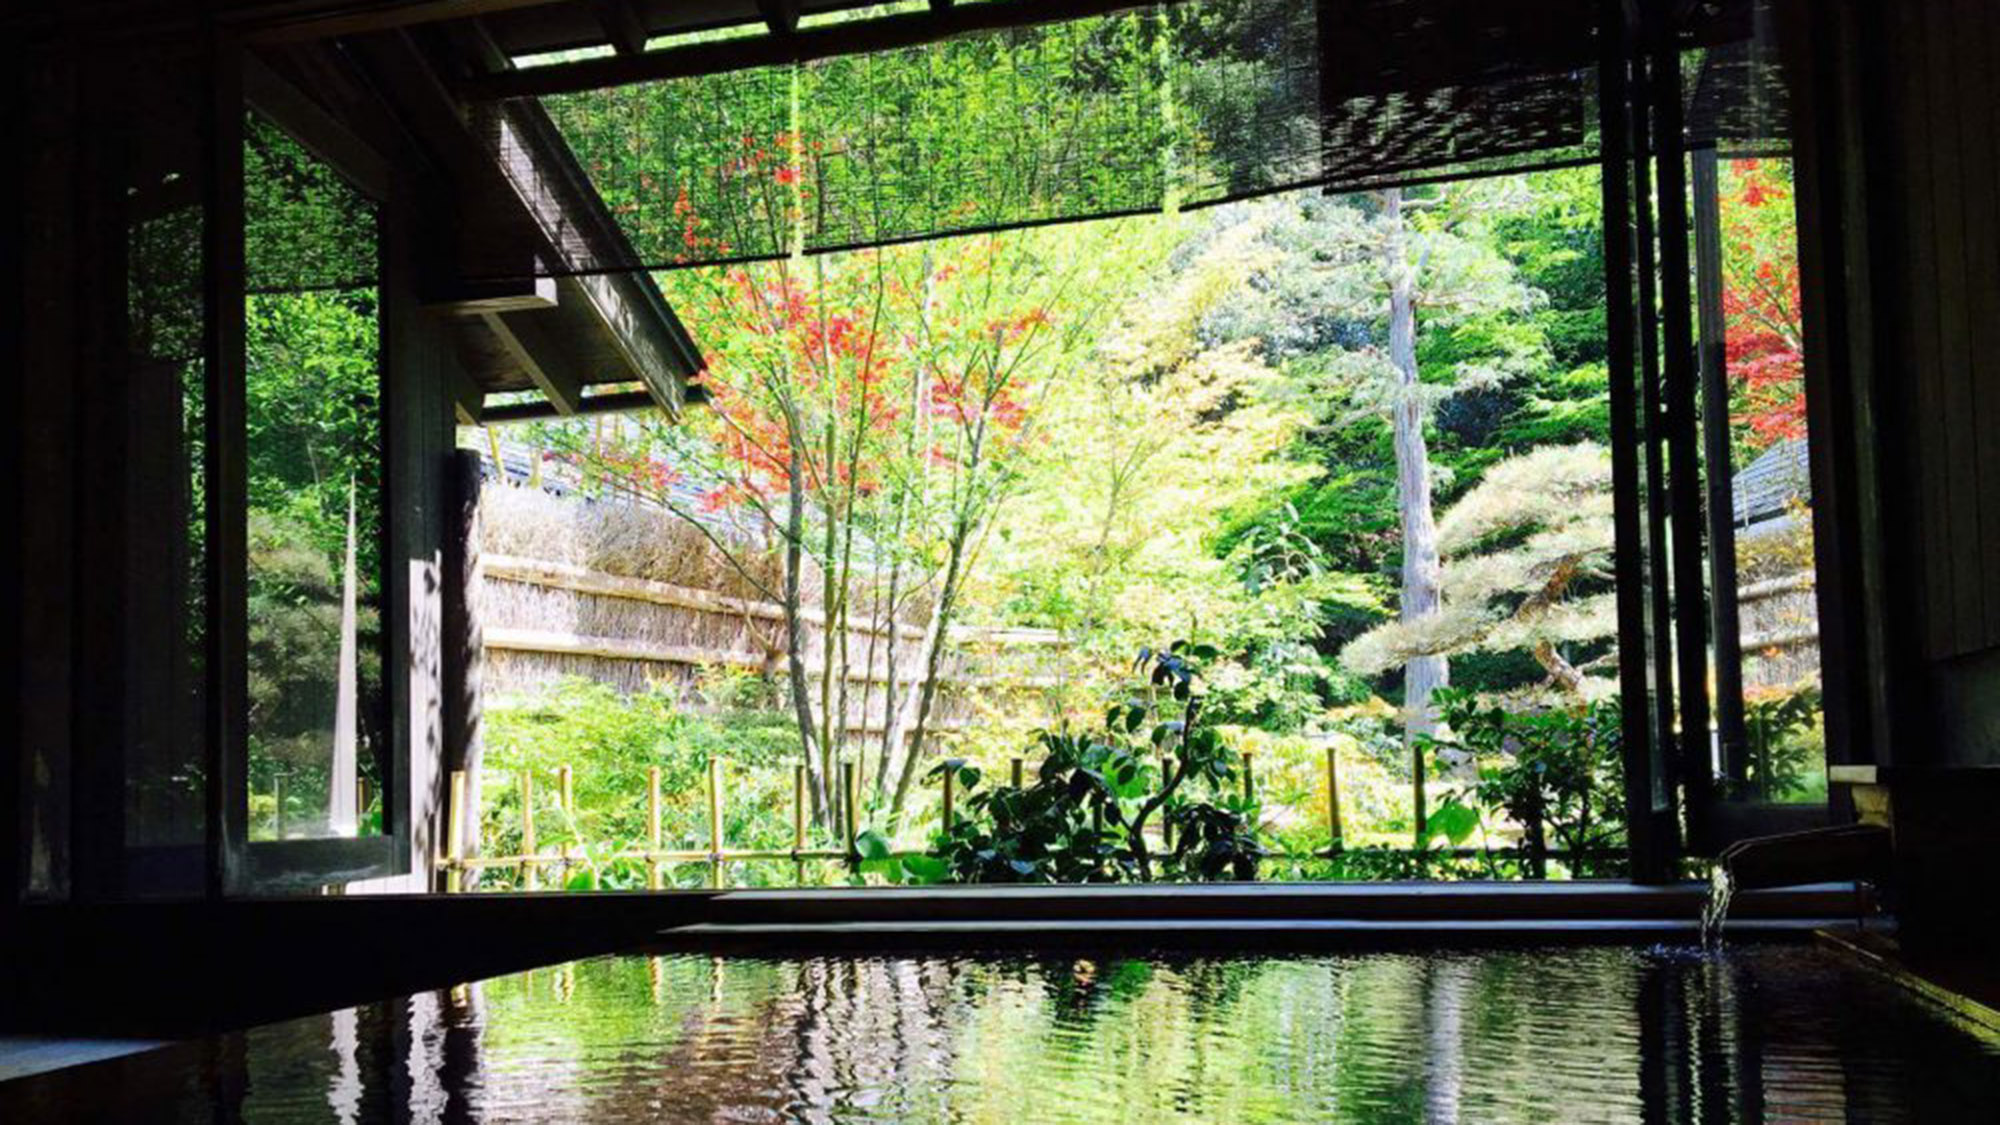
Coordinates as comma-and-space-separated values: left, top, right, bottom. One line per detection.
8, 945, 1998, 1121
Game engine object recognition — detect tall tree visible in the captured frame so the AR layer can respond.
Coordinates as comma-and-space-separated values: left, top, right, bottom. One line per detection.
1210, 188, 1540, 756
1379, 187, 1451, 749
1341, 441, 1616, 696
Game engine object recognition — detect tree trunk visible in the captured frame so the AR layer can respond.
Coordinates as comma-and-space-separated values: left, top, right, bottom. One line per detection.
782, 449, 828, 825
888, 530, 968, 826
1381, 188, 1452, 768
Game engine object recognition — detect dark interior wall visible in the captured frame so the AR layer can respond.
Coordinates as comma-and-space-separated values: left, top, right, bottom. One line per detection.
6, 19, 462, 902
1861, 0, 2000, 768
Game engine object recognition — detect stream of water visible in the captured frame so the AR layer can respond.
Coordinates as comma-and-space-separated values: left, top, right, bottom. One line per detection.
1700, 864, 1737, 948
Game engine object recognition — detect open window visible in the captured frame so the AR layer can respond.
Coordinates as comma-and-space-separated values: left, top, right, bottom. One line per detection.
1603, 0, 1838, 872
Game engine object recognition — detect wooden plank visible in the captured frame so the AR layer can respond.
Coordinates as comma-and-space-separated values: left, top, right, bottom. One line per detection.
427, 275, 559, 316
206, 39, 251, 897
461, 0, 1176, 100
242, 55, 393, 198
590, 0, 649, 55
1918, 0, 1987, 655
1891, 1, 1953, 662
482, 310, 585, 415
244, 0, 574, 44
1956, 0, 2000, 648
1648, 8, 1716, 848
755, 0, 800, 36
1596, 0, 1671, 883
478, 101, 699, 416
478, 388, 653, 423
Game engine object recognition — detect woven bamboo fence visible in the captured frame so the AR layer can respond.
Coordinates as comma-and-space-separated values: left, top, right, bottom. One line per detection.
1738, 572, 1819, 690
475, 482, 1068, 742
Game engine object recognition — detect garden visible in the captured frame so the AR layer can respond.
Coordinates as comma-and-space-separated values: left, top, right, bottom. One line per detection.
399, 151, 1828, 890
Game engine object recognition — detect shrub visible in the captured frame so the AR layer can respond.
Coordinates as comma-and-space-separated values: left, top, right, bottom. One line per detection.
1419, 688, 1627, 878
923, 643, 1265, 883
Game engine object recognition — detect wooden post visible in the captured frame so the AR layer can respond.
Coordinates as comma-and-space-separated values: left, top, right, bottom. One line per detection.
1524, 785, 1549, 880
707, 757, 725, 890
941, 766, 955, 831
1011, 757, 1025, 789
792, 763, 807, 886
520, 770, 538, 891
1325, 743, 1344, 850
1160, 756, 1174, 852
443, 448, 486, 867
273, 774, 285, 839
647, 766, 663, 891
843, 760, 859, 863
1413, 747, 1428, 851
445, 769, 466, 893
558, 764, 575, 885
1241, 752, 1255, 803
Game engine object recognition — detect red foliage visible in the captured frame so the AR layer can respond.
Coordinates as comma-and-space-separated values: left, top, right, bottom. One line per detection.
1720, 159, 1807, 449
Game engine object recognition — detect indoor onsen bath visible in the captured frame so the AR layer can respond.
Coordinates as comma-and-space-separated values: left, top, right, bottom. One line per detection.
7, 944, 2000, 1120
10, 0, 2000, 1121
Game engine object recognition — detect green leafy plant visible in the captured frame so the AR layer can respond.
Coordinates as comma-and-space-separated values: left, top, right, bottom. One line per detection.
1419, 688, 1626, 877
924, 642, 1264, 883
1742, 684, 1823, 801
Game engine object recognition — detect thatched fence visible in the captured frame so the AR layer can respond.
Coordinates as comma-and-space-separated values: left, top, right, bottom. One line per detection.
473, 481, 1067, 742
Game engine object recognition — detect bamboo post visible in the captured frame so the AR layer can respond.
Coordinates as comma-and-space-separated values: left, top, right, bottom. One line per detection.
1412, 745, 1428, 850
1241, 752, 1255, 803
708, 757, 725, 890
843, 760, 859, 864
520, 770, 538, 891
793, 764, 808, 886
445, 769, 466, 893
558, 764, 575, 885
1011, 757, 1025, 789
1325, 743, 1344, 851
647, 766, 663, 891
1524, 785, 1549, 880
1160, 755, 1174, 852
273, 774, 285, 839
941, 766, 955, 832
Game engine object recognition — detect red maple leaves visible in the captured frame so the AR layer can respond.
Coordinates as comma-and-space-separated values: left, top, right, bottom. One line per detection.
1720, 159, 1807, 450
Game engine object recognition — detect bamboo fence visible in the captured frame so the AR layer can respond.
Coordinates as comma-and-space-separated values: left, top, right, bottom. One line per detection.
435, 747, 1465, 890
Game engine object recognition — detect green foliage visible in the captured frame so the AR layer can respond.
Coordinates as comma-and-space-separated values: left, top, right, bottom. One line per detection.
1419, 688, 1627, 877
479, 678, 811, 888
925, 644, 1265, 883
1743, 685, 1824, 802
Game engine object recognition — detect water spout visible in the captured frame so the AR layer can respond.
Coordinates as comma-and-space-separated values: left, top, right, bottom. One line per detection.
1717, 823, 1892, 892
1700, 865, 1735, 949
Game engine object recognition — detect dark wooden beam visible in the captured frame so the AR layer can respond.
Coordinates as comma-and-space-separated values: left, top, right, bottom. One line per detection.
349, 30, 697, 417
243, 54, 393, 197
482, 310, 585, 414
755, 0, 800, 36
447, 360, 488, 427
589, 0, 648, 55
480, 100, 700, 414
461, 0, 1174, 100
426, 274, 560, 316
479, 388, 655, 423
244, 0, 577, 45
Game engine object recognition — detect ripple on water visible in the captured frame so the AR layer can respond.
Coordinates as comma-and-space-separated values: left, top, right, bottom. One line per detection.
6, 943, 1999, 1122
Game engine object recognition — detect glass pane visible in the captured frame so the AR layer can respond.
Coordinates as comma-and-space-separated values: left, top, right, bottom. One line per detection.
243, 112, 386, 840
126, 200, 211, 856
1705, 154, 1825, 805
